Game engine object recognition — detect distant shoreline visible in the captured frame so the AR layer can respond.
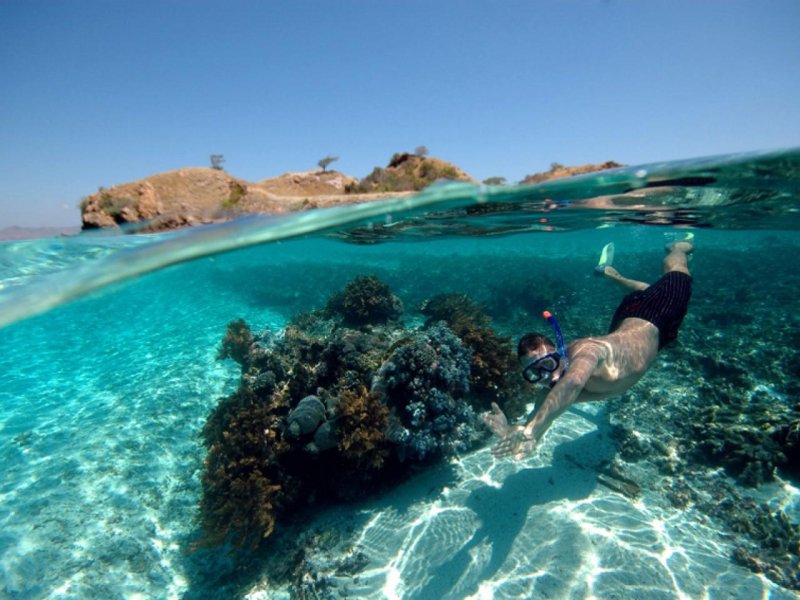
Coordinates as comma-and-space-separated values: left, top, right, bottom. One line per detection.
0, 226, 81, 241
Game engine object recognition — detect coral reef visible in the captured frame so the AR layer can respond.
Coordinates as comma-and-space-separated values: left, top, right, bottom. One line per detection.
419, 293, 519, 406
689, 385, 796, 487
287, 395, 327, 438
217, 319, 255, 366
199, 388, 292, 549
610, 398, 800, 591
325, 275, 403, 327
196, 244, 800, 596
315, 327, 392, 392
201, 277, 510, 549
335, 387, 390, 471
696, 480, 800, 591
607, 316, 800, 592
373, 322, 481, 462
773, 412, 800, 479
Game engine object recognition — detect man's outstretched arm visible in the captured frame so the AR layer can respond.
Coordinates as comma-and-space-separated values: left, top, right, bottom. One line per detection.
484, 352, 599, 459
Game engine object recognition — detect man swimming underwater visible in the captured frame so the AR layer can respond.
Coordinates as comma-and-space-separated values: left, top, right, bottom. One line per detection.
482, 235, 694, 460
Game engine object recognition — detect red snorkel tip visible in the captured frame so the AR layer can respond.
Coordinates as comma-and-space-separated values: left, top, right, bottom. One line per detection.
542, 310, 553, 319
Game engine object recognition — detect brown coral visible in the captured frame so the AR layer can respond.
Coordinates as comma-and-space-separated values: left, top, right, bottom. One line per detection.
199, 388, 292, 549
325, 275, 403, 327
336, 387, 391, 470
217, 319, 254, 366
419, 293, 517, 405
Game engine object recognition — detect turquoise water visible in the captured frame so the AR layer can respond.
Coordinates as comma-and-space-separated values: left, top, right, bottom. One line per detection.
1, 150, 799, 598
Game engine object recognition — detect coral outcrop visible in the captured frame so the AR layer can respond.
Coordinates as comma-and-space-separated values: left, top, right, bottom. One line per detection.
373, 322, 477, 462
419, 293, 519, 405
287, 395, 327, 438
336, 387, 391, 471
324, 275, 403, 327
199, 277, 516, 549
199, 388, 291, 549
217, 319, 255, 366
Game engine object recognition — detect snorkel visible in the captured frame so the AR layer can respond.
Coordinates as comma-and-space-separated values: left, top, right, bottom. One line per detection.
542, 310, 569, 372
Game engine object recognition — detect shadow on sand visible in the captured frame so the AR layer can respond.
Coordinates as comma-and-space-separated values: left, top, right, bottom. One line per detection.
409, 418, 615, 600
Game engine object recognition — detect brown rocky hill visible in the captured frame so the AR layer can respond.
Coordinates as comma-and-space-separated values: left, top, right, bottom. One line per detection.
79, 168, 406, 232
258, 170, 358, 196
81, 168, 256, 230
78, 158, 620, 232
349, 153, 476, 193
521, 161, 624, 184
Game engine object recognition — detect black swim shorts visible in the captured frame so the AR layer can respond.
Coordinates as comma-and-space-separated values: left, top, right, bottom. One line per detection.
608, 271, 692, 349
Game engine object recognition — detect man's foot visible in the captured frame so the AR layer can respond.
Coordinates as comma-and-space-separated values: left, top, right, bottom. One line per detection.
594, 242, 615, 275
665, 232, 694, 254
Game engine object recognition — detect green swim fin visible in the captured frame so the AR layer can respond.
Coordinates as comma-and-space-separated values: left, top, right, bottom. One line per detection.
594, 242, 615, 275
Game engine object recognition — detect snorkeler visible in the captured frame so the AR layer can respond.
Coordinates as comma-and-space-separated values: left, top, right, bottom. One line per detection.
482, 235, 694, 460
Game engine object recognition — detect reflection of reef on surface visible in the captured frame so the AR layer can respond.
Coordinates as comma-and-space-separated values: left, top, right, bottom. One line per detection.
198, 276, 522, 550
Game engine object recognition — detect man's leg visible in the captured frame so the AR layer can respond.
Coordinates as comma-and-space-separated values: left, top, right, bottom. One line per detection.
601, 266, 650, 291
663, 239, 693, 275
595, 242, 650, 291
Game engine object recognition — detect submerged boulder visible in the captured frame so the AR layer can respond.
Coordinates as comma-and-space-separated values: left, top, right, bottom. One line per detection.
287, 395, 326, 438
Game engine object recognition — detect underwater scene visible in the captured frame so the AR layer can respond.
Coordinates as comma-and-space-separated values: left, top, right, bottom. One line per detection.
0, 149, 799, 599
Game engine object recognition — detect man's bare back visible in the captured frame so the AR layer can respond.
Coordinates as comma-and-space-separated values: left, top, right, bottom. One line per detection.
483, 238, 694, 460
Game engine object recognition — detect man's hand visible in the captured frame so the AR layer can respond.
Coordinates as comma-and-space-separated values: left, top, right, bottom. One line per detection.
481, 402, 538, 460
481, 402, 512, 437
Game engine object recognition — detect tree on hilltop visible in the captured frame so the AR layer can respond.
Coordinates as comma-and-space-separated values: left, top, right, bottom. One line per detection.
210, 154, 226, 170
415, 145, 429, 157
318, 155, 339, 172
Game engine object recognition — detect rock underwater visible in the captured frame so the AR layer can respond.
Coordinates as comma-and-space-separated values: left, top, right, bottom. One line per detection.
286, 395, 327, 438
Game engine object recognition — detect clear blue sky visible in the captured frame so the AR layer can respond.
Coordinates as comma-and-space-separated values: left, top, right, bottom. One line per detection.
1, 0, 798, 227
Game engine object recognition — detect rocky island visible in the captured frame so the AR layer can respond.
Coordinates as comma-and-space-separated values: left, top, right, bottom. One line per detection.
78, 153, 622, 233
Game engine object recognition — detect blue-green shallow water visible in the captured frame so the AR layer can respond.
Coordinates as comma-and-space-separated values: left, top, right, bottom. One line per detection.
1, 149, 799, 599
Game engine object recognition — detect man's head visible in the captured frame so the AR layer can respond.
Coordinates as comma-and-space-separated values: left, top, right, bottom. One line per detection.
518, 332, 564, 386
